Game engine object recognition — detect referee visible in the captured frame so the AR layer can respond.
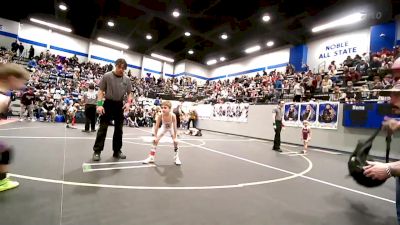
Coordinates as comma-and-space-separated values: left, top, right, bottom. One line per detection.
272, 100, 284, 152
92, 58, 133, 161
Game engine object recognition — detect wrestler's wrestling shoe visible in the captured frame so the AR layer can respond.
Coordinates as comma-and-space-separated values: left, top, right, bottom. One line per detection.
0, 178, 19, 192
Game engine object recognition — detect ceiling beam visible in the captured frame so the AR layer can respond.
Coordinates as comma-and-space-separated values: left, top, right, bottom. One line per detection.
145, 30, 184, 54
124, 14, 153, 42
120, 0, 229, 49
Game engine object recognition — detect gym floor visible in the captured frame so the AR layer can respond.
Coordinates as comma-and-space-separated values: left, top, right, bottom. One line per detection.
0, 121, 397, 225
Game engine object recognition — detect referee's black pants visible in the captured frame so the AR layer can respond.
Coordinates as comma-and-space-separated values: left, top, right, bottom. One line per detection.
175, 114, 180, 128
84, 104, 97, 131
273, 120, 282, 150
93, 100, 124, 154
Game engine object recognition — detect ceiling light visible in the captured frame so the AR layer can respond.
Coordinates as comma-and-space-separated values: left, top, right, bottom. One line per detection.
146, 34, 152, 40
312, 12, 366, 33
244, 45, 261, 54
107, 21, 115, 27
184, 32, 191, 37
59, 3, 67, 11
97, 37, 129, 49
29, 18, 72, 32
151, 53, 174, 63
172, 10, 180, 18
206, 59, 217, 65
219, 57, 226, 61
188, 50, 194, 55
266, 41, 274, 47
220, 34, 228, 40
262, 15, 270, 22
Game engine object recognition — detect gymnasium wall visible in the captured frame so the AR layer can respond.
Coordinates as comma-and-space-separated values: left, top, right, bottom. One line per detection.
49, 31, 89, 61
164, 62, 174, 78
208, 48, 290, 81
173, 61, 185, 76
18, 23, 49, 57
88, 43, 123, 65
142, 57, 163, 79
0, 18, 19, 50
0, 17, 168, 79
197, 104, 400, 159
183, 60, 209, 84
123, 51, 142, 77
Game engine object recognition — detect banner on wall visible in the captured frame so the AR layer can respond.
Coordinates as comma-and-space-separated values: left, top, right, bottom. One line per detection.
317, 102, 339, 129
196, 104, 213, 120
307, 29, 370, 72
282, 102, 339, 129
212, 103, 249, 122
282, 103, 300, 127
299, 103, 318, 127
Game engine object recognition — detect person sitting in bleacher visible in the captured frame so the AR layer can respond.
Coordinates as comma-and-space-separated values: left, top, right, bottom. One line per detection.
382, 74, 394, 89
369, 55, 382, 69
27, 59, 37, 70
328, 61, 337, 75
343, 56, 354, 67
126, 107, 138, 127
344, 81, 359, 103
369, 76, 384, 90
41, 97, 56, 122
356, 59, 369, 76
321, 75, 333, 93
330, 85, 344, 102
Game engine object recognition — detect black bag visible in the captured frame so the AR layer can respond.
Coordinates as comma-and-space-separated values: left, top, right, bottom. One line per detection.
348, 128, 391, 188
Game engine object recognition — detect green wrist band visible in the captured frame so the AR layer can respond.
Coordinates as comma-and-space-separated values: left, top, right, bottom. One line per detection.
97, 100, 104, 106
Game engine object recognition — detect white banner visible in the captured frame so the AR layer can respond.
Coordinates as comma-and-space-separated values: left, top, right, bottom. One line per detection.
282, 103, 300, 127
212, 103, 249, 122
196, 104, 213, 120
299, 103, 318, 128
316, 102, 340, 129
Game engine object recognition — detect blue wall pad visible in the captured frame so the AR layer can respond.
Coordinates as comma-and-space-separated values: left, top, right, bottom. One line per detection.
289, 45, 308, 72
370, 21, 396, 53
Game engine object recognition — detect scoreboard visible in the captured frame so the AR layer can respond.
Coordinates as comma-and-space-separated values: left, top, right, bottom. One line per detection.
342, 103, 400, 129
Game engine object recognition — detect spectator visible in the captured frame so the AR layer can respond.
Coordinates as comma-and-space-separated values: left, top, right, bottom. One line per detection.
369, 76, 383, 90
330, 85, 343, 101
293, 81, 303, 102
312, 75, 323, 93
187, 108, 198, 129
343, 56, 354, 67
18, 43, 24, 57
154, 96, 161, 106
29, 45, 35, 59
382, 74, 394, 89
11, 40, 19, 53
328, 61, 337, 75
41, 97, 56, 122
321, 75, 333, 93
356, 60, 369, 76
19, 87, 36, 121
370, 56, 382, 69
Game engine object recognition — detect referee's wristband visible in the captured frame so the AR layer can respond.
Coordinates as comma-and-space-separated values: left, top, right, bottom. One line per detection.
97, 100, 104, 107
